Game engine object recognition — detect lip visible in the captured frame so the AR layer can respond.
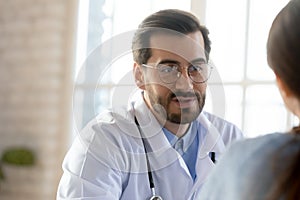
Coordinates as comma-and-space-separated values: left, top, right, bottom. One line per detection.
171, 96, 197, 108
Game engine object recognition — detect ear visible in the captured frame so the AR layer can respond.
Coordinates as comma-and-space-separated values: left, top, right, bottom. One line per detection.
133, 62, 145, 90
275, 75, 291, 98
276, 74, 300, 117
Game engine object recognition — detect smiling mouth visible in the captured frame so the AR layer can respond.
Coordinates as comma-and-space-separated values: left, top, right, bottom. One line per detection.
172, 96, 197, 108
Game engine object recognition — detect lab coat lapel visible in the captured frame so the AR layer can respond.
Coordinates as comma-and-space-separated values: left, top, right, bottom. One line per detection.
195, 112, 226, 185
132, 95, 180, 172
198, 112, 226, 158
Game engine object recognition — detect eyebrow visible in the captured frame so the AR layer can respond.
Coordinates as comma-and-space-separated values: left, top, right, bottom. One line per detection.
158, 59, 180, 65
158, 57, 207, 65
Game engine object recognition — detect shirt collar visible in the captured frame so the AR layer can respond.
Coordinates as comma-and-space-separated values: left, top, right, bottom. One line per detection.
163, 122, 198, 153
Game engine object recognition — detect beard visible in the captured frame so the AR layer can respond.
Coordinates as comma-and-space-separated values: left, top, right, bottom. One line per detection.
148, 89, 206, 124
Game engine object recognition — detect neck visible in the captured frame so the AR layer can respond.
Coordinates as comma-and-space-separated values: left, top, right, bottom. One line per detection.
163, 121, 190, 138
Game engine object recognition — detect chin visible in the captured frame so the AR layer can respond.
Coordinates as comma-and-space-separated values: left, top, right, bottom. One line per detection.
168, 108, 201, 124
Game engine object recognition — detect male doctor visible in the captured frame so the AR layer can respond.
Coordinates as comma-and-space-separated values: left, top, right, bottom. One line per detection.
57, 9, 243, 200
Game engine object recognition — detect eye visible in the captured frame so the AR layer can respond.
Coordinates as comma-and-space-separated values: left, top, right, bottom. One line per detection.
158, 64, 178, 73
188, 63, 207, 73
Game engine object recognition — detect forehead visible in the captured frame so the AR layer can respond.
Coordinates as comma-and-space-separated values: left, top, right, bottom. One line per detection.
149, 31, 206, 62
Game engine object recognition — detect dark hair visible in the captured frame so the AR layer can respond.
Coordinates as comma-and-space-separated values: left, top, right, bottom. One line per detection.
266, 0, 300, 199
267, 0, 300, 99
132, 9, 211, 65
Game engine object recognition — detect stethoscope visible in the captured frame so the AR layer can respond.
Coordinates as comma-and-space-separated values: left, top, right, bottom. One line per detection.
134, 116, 163, 200
134, 114, 217, 200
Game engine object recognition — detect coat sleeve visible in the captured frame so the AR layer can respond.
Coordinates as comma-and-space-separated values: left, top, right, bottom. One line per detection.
56, 128, 124, 199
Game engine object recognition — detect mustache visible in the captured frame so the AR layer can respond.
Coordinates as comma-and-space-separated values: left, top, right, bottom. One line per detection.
169, 91, 200, 99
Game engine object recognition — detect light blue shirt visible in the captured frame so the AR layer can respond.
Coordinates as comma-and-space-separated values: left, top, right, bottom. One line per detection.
163, 121, 200, 181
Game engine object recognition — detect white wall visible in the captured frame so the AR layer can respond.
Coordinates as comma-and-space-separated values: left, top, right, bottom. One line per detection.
0, 0, 78, 199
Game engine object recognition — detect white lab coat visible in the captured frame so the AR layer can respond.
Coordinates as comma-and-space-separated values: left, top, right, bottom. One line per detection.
57, 94, 243, 200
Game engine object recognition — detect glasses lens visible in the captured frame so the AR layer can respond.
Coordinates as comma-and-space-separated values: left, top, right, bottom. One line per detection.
157, 64, 179, 83
188, 64, 211, 83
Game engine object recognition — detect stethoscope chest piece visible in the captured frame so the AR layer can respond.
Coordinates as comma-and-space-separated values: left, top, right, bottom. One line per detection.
149, 195, 163, 200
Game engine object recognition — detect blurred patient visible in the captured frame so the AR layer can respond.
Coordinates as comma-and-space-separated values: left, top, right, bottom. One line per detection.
198, 0, 300, 199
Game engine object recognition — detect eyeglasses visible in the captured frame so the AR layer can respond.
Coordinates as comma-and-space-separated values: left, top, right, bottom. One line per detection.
142, 62, 212, 84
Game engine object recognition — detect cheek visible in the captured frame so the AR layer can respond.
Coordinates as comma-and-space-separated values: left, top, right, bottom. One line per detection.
144, 73, 170, 92
193, 84, 207, 94
145, 84, 173, 107
147, 84, 171, 97
144, 71, 161, 85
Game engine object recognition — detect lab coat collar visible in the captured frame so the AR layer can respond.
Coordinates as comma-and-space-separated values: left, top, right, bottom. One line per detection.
192, 112, 227, 189
130, 93, 164, 139
197, 112, 226, 158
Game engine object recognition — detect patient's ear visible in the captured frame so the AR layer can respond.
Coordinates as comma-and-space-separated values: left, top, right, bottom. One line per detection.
276, 75, 291, 98
133, 63, 145, 90
276, 74, 300, 116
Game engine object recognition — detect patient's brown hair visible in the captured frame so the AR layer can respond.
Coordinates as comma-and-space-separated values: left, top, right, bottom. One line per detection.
266, 0, 300, 199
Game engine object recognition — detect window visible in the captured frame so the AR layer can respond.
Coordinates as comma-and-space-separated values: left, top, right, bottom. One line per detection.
204, 0, 294, 137
74, 0, 297, 139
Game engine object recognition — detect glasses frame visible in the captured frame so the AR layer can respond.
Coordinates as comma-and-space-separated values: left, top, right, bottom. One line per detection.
142, 62, 213, 84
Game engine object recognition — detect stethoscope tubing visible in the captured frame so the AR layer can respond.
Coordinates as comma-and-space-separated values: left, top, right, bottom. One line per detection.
134, 116, 163, 200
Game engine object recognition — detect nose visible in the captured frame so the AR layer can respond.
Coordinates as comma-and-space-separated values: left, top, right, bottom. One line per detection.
175, 69, 193, 90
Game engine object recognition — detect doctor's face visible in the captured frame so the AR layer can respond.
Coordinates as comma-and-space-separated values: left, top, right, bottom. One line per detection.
138, 31, 208, 124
